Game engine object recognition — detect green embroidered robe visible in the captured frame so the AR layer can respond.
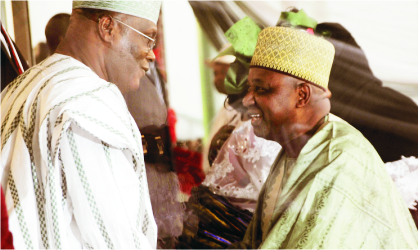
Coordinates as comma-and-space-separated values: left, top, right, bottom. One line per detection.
230, 114, 417, 249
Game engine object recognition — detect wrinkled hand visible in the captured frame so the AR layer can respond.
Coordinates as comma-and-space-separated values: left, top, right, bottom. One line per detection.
208, 125, 236, 166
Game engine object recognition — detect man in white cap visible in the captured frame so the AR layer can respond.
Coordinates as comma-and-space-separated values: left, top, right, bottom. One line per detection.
1, 1, 161, 249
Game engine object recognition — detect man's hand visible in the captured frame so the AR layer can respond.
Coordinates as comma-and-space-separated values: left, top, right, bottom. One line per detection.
208, 125, 236, 166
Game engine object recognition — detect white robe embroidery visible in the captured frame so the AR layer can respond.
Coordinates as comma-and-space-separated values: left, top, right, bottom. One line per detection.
1, 54, 157, 249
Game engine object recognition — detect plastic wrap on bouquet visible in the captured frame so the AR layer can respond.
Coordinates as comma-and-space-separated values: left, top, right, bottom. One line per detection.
202, 120, 281, 212
384, 156, 418, 227
178, 185, 253, 249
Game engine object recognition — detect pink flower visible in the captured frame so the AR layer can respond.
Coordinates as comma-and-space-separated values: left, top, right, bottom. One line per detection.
306, 28, 314, 35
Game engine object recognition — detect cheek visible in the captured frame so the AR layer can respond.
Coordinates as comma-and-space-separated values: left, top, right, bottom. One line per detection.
120, 44, 144, 91
129, 43, 142, 60
260, 99, 285, 122
257, 97, 276, 113
119, 38, 142, 62
125, 45, 144, 75
215, 72, 225, 81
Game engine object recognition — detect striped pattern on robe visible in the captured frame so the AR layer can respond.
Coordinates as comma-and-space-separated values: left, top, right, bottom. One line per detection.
1, 54, 157, 249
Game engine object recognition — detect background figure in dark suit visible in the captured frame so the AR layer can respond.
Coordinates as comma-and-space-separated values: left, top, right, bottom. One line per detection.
124, 61, 184, 249
315, 22, 418, 163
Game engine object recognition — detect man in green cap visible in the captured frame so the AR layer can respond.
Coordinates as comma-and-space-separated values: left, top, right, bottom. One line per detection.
228, 26, 417, 249
1, 1, 161, 249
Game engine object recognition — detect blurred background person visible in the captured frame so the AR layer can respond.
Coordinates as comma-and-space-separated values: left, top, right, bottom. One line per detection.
201, 45, 239, 174
33, 42, 49, 63
45, 13, 70, 54
123, 58, 184, 249
123, 13, 184, 248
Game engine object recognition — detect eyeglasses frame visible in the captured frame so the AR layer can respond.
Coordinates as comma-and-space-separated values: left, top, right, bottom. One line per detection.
108, 16, 156, 53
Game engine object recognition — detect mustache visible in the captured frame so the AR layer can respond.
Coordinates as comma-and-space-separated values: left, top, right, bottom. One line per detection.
226, 96, 247, 114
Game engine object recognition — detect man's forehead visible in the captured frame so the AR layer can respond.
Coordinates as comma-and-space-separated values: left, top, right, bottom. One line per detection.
212, 62, 230, 69
248, 67, 300, 88
127, 15, 156, 27
249, 67, 284, 80
125, 14, 157, 36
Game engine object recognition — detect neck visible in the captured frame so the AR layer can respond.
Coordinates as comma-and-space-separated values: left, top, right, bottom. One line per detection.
281, 115, 326, 158
55, 21, 108, 81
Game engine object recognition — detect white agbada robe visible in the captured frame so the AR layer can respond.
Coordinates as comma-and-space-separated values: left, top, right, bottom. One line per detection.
1, 54, 157, 249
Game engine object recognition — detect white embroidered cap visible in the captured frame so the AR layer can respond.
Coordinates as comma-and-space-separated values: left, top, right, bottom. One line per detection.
73, 0, 161, 24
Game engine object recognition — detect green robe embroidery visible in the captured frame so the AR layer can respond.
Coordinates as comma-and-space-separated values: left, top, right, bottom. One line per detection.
231, 114, 417, 249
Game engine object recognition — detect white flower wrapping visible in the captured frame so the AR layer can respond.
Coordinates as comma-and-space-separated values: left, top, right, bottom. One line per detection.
384, 156, 418, 210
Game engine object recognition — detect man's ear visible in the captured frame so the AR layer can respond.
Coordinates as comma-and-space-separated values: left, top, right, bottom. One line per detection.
98, 15, 115, 43
296, 82, 311, 108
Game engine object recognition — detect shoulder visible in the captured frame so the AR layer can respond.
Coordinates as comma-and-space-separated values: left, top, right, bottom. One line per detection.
311, 116, 392, 205
33, 55, 124, 114
33, 56, 134, 141
318, 114, 382, 162
303, 114, 386, 188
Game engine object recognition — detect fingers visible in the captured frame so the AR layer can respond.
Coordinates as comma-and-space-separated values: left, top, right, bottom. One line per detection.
208, 124, 236, 167
208, 148, 218, 166
220, 125, 235, 134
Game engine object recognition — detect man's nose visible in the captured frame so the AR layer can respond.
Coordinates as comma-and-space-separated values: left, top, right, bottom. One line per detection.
242, 90, 255, 107
325, 88, 332, 98
147, 50, 156, 62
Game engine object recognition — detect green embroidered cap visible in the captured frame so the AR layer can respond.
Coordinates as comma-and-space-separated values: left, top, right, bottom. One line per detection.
278, 9, 317, 29
73, 0, 161, 24
212, 16, 261, 95
251, 27, 335, 89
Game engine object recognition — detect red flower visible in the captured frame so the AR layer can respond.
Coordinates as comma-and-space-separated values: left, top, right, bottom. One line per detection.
173, 147, 205, 195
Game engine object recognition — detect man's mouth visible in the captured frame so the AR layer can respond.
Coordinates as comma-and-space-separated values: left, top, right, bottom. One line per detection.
247, 112, 262, 125
249, 114, 261, 120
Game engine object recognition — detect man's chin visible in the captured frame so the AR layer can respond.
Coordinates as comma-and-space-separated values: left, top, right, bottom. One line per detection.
139, 68, 146, 79
122, 78, 141, 93
128, 81, 141, 92
129, 72, 143, 91
252, 126, 268, 140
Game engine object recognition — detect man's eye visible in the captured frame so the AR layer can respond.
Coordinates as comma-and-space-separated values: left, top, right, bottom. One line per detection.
255, 86, 266, 93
